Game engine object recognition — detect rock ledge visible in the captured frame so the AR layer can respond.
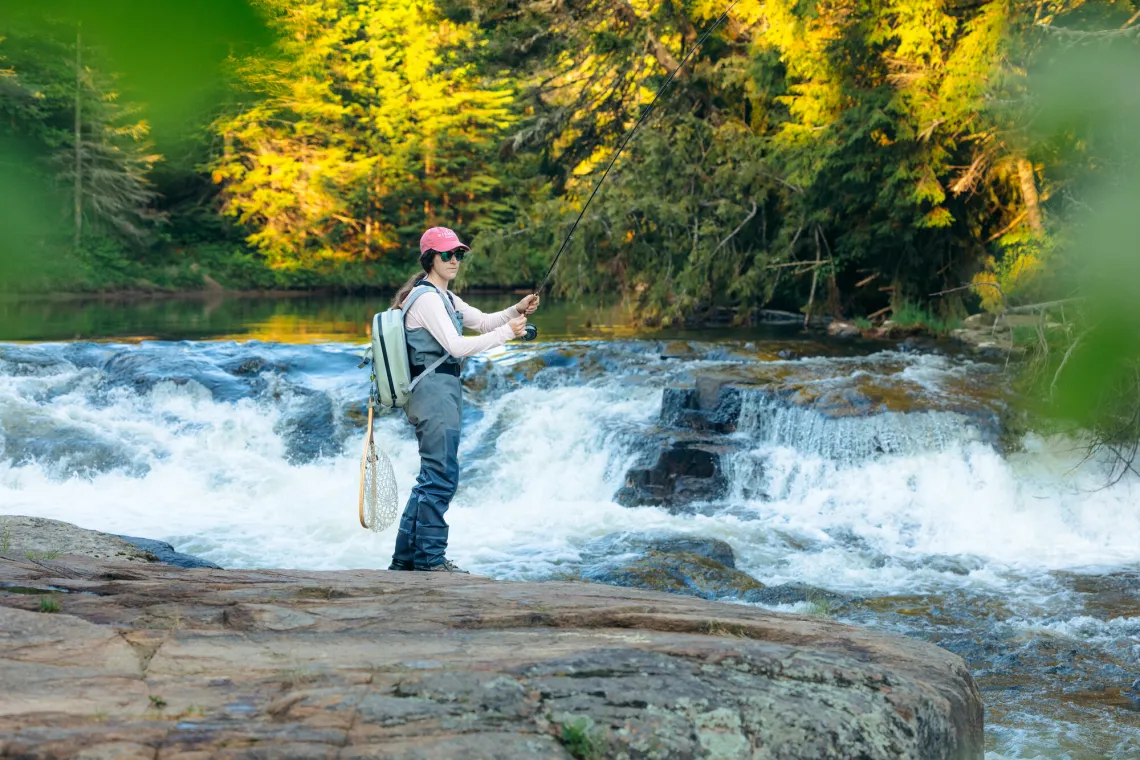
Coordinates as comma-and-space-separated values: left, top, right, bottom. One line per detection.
0, 536, 982, 759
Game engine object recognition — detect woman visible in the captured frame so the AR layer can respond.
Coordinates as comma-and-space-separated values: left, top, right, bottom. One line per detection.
388, 226, 539, 573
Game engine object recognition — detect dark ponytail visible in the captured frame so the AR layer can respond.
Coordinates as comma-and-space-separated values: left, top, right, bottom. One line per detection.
391, 249, 438, 308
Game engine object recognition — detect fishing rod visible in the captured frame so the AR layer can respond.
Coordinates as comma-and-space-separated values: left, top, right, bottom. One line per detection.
522, 0, 740, 341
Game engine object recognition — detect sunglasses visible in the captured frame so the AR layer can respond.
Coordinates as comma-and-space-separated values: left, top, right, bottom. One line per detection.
437, 249, 468, 263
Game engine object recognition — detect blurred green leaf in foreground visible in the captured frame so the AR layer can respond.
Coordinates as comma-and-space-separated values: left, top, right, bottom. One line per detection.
0, 0, 271, 289
1025, 28, 1140, 479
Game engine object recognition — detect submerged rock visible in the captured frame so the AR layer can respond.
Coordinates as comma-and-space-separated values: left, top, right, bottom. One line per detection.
583, 550, 765, 600
276, 387, 340, 464
100, 347, 252, 402
580, 532, 763, 602
0, 526, 985, 759
0, 409, 149, 478
742, 583, 853, 608
582, 531, 738, 569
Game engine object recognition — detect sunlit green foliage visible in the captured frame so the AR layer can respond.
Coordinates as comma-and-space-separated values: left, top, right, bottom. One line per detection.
212, 0, 517, 271
1, 0, 1138, 324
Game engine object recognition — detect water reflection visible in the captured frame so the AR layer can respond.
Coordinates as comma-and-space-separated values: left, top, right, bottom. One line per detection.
0, 292, 805, 344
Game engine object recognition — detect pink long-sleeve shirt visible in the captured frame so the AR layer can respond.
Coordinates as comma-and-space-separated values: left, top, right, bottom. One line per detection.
404, 290, 519, 358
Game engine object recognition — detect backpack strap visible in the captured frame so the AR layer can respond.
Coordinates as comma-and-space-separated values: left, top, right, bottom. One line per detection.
406, 354, 451, 393
401, 282, 461, 392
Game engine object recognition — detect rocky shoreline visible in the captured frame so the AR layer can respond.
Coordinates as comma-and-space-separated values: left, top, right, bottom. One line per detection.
0, 518, 983, 759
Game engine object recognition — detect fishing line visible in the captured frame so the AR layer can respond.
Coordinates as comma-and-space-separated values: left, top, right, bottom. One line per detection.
532, 0, 740, 301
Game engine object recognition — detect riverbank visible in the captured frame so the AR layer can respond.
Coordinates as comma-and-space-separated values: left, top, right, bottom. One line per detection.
0, 518, 982, 759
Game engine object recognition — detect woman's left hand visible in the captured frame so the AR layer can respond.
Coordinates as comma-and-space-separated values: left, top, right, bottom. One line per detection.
515, 294, 540, 316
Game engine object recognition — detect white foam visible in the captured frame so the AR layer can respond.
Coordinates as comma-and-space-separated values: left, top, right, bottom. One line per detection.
0, 345, 1137, 592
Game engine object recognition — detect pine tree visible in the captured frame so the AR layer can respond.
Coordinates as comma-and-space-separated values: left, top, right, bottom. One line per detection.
0, 27, 161, 250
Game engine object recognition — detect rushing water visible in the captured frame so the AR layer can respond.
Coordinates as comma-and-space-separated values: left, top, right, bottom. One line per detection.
1, 295, 1138, 759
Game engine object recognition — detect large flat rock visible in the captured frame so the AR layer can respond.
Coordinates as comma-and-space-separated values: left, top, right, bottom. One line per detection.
0, 551, 983, 759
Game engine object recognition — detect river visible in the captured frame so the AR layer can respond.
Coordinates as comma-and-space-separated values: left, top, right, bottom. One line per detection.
1, 293, 1137, 759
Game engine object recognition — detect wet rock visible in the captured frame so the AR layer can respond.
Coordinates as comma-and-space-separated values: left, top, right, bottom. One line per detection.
742, 583, 853, 608
583, 532, 738, 569
900, 336, 948, 355
0, 523, 985, 760
660, 386, 742, 433
276, 388, 339, 464
0, 345, 73, 376
0, 516, 157, 563
100, 347, 252, 402
221, 353, 283, 376
0, 410, 148, 478
582, 550, 764, 601
828, 321, 862, 340
641, 535, 737, 569
614, 439, 729, 509
659, 340, 699, 360
114, 536, 221, 569
963, 313, 996, 328
908, 554, 987, 576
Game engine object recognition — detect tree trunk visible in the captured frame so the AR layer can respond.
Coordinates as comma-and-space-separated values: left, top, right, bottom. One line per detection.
74, 27, 83, 253
1016, 157, 1044, 237
804, 227, 822, 328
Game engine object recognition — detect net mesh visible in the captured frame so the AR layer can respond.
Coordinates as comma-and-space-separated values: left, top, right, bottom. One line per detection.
361, 437, 400, 532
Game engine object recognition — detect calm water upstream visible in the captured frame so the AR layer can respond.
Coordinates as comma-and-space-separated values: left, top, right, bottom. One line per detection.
1, 294, 1138, 759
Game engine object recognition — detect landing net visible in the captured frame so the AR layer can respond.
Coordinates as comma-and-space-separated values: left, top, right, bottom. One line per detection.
359, 402, 399, 532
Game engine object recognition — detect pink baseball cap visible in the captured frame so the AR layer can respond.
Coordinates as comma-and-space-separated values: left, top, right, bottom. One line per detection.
419, 227, 469, 254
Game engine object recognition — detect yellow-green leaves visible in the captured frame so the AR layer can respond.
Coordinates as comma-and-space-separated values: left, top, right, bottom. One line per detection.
212, 0, 515, 269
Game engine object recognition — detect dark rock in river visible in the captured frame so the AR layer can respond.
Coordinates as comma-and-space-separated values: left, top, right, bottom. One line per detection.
614, 438, 729, 509
114, 535, 221, 569
276, 388, 339, 464
660, 384, 743, 433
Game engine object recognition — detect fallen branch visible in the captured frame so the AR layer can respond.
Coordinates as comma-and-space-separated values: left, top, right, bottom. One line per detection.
1005, 297, 1083, 314
1050, 328, 1090, 399
804, 227, 822, 328
929, 281, 1006, 299
985, 210, 1028, 243
713, 201, 758, 255
766, 259, 834, 269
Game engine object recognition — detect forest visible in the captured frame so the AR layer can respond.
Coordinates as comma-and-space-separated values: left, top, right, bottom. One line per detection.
1, 0, 1137, 331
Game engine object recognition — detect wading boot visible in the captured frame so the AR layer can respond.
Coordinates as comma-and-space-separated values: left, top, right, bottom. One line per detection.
422, 559, 470, 574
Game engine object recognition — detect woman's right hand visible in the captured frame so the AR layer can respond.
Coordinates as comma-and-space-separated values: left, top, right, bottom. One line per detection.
508, 315, 528, 338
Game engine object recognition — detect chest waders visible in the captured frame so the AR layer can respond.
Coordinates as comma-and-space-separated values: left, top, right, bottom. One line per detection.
391, 284, 465, 570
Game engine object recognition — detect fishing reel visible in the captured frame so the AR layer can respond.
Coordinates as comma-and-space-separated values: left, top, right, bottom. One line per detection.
523, 324, 538, 341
